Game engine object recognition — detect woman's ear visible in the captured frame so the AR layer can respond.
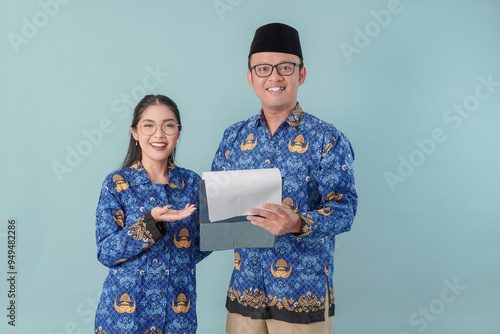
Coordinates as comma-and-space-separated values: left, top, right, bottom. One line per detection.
131, 126, 139, 141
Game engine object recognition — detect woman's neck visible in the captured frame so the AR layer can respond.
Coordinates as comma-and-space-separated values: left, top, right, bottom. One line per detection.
141, 159, 170, 184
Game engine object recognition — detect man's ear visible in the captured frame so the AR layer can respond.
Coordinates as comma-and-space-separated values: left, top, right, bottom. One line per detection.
247, 70, 254, 88
299, 66, 306, 86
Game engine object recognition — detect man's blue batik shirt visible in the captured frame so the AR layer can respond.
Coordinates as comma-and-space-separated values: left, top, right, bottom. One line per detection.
211, 103, 357, 324
94, 161, 209, 334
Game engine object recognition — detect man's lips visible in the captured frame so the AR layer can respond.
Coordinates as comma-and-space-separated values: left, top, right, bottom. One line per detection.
267, 86, 285, 92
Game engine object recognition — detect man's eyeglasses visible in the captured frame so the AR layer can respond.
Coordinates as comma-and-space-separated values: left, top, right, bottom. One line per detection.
138, 120, 180, 136
250, 62, 302, 78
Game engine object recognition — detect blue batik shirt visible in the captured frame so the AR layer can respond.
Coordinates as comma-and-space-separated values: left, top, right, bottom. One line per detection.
94, 161, 210, 334
211, 103, 357, 324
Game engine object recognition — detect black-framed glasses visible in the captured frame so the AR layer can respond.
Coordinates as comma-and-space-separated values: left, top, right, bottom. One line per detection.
250, 62, 301, 77
138, 120, 180, 136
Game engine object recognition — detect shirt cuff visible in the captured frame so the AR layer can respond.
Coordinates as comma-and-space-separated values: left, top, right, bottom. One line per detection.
295, 213, 314, 238
144, 211, 167, 242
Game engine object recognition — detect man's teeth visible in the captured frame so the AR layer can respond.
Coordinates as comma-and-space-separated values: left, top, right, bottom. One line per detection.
268, 87, 284, 91
151, 143, 166, 147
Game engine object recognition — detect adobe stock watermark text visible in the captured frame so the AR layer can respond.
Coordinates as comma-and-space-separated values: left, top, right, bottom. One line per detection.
385, 75, 498, 191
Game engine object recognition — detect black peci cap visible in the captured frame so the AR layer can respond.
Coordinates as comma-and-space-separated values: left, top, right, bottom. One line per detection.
248, 23, 303, 60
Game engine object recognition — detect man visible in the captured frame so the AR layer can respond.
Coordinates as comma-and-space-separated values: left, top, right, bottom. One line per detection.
211, 22, 358, 334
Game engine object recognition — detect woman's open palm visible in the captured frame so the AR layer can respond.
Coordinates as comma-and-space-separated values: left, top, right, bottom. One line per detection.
151, 203, 196, 222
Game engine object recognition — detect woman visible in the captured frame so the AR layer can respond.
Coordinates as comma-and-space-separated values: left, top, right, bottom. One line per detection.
94, 94, 209, 334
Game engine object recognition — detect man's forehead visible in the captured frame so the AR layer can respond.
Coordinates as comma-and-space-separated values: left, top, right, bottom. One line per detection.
250, 52, 301, 64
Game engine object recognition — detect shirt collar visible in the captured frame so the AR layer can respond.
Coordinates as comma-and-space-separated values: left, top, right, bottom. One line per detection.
252, 102, 304, 131
127, 160, 181, 187
286, 102, 304, 130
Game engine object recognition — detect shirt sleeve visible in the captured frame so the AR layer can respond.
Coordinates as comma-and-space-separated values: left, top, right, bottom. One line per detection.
297, 131, 358, 240
95, 176, 166, 268
211, 126, 237, 172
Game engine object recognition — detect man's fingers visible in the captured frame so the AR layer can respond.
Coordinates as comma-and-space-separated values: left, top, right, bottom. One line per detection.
247, 203, 301, 235
248, 208, 279, 221
248, 216, 285, 236
255, 203, 291, 217
246, 214, 268, 224
261, 202, 290, 213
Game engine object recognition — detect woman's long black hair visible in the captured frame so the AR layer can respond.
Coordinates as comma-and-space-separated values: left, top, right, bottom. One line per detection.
121, 94, 182, 168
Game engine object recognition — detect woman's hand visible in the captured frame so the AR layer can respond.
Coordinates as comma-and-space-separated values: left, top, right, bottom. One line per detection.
151, 203, 197, 222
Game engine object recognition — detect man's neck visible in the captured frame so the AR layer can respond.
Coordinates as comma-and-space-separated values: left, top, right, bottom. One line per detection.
262, 106, 295, 136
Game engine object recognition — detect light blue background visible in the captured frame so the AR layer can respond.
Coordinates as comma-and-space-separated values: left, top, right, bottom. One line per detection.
1, 1, 499, 333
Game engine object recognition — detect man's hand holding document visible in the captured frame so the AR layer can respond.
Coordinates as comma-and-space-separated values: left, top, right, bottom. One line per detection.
199, 168, 282, 251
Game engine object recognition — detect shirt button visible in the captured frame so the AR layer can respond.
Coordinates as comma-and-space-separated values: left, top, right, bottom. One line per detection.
156, 314, 161, 318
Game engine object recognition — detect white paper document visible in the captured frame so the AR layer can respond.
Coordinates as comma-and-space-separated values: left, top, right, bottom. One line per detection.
201, 168, 282, 222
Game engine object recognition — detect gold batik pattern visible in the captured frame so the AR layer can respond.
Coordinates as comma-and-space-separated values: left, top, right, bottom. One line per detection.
288, 134, 309, 154
172, 293, 191, 314
168, 178, 185, 189
282, 197, 298, 213
317, 207, 333, 216
240, 133, 258, 151
173, 228, 191, 248
234, 252, 241, 271
112, 210, 125, 228
128, 215, 155, 248
286, 104, 304, 130
227, 288, 326, 313
270, 259, 293, 278
113, 293, 136, 314
281, 292, 326, 313
329, 287, 335, 306
228, 287, 271, 309
322, 136, 337, 158
130, 161, 144, 171
322, 190, 343, 202
297, 213, 314, 237
112, 174, 129, 192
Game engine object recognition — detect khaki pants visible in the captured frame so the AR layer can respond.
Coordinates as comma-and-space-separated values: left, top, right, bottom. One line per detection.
226, 287, 333, 334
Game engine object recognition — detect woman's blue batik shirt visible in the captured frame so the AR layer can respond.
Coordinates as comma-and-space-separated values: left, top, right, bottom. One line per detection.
94, 161, 209, 334
211, 103, 358, 324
